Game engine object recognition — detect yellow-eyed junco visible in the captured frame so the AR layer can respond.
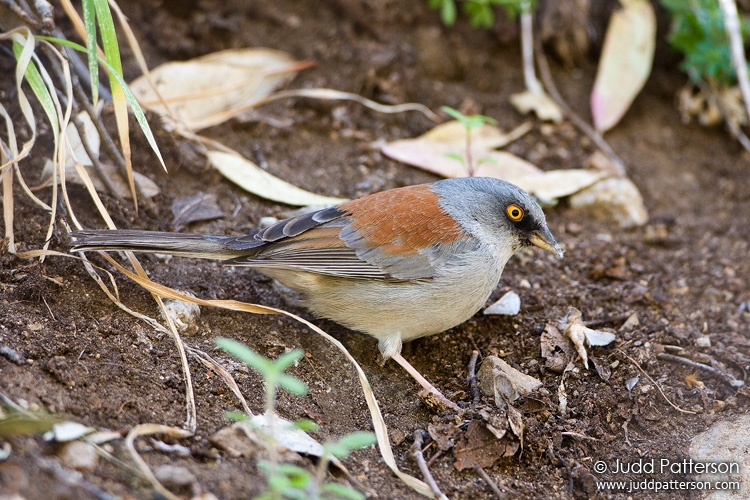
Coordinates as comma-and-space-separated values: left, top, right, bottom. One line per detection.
71, 177, 563, 409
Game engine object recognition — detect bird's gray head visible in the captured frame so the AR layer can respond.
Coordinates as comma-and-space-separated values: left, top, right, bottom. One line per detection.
432, 177, 564, 258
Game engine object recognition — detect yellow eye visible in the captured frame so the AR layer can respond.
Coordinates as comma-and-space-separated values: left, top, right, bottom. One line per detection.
506, 204, 524, 221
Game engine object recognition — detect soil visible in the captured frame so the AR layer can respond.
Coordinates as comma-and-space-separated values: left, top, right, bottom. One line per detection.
1, 1, 749, 499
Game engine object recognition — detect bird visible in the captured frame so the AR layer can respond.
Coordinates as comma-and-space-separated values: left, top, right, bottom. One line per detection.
70, 177, 563, 410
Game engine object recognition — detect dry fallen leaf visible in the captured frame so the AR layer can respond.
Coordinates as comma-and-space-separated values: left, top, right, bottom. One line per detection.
477, 355, 542, 408
453, 421, 519, 471
208, 149, 348, 207
130, 48, 305, 131
381, 120, 605, 202
591, 0, 656, 132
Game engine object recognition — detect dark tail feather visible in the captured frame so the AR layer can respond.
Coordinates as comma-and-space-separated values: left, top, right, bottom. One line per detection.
70, 229, 262, 260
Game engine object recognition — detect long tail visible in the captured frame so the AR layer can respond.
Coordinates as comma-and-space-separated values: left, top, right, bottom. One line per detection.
70, 229, 257, 260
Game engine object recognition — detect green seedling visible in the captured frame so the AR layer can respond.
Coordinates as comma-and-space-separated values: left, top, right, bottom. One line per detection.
217, 338, 375, 500
441, 106, 498, 176
428, 0, 535, 28
661, 0, 750, 84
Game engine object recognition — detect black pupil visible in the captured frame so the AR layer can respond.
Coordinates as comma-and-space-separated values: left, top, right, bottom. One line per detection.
511, 208, 520, 218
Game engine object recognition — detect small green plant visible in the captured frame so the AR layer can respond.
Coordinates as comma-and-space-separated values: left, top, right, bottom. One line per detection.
441, 106, 498, 176
428, 0, 535, 28
661, 0, 750, 84
217, 338, 375, 500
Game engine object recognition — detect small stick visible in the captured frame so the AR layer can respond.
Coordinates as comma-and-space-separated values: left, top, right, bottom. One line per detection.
474, 466, 507, 499
410, 430, 449, 500
467, 349, 482, 405
534, 33, 626, 176
621, 352, 696, 414
657, 352, 745, 388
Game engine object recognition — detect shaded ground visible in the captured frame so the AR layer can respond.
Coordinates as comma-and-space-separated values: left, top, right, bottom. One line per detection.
1, 1, 749, 498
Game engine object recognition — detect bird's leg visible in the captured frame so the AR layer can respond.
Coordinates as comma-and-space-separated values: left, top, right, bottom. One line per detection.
390, 353, 461, 412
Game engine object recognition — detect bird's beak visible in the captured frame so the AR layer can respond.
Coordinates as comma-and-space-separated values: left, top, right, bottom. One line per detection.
529, 227, 564, 259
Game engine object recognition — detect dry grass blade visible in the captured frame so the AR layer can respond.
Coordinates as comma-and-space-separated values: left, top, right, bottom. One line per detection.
621, 352, 696, 415
188, 346, 254, 415
220, 87, 440, 124
124, 423, 193, 500
96, 256, 435, 497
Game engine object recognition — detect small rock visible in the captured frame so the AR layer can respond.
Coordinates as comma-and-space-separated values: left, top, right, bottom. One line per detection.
695, 335, 711, 348
153, 464, 196, 488
690, 415, 750, 499
259, 216, 279, 229
568, 177, 648, 228
58, 441, 99, 471
162, 296, 201, 334
483, 291, 521, 316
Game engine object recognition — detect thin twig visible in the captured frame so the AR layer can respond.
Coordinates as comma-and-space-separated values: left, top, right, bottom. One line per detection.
467, 349, 482, 405
657, 352, 745, 388
33, 0, 54, 34
410, 430, 449, 500
534, 33, 626, 176
1, 0, 43, 31
474, 466, 508, 499
621, 352, 697, 414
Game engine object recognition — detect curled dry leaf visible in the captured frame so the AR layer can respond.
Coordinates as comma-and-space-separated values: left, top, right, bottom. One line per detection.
129, 48, 304, 131
208, 149, 348, 207
249, 413, 325, 457
540, 323, 573, 374
559, 307, 616, 368
381, 120, 605, 202
591, 0, 656, 132
510, 89, 563, 122
477, 355, 542, 408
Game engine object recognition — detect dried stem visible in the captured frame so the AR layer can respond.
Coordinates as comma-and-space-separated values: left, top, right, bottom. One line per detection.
534, 32, 626, 176
410, 430, 449, 500
621, 352, 697, 414
467, 349, 481, 405
657, 352, 744, 388
474, 466, 508, 499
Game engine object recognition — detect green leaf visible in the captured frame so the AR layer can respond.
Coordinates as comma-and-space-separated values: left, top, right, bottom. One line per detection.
81, 0, 98, 105
440, 105, 466, 122
215, 338, 274, 375
294, 418, 320, 432
277, 374, 307, 396
321, 483, 365, 500
444, 152, 465, 164
274, 349, 304, 372
224, 410, 250, 422
336, 431, 377, 451
12, 39, 58, 134
441, 0, 457, 25
38, 36, 166, 170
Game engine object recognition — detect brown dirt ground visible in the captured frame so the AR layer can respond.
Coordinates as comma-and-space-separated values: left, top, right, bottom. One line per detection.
2, 1, 750, 499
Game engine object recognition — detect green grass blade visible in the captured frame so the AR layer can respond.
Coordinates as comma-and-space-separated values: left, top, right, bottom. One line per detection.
37, 36, 165, 170
81, 0, 99, 105
12, 40, 58, 134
